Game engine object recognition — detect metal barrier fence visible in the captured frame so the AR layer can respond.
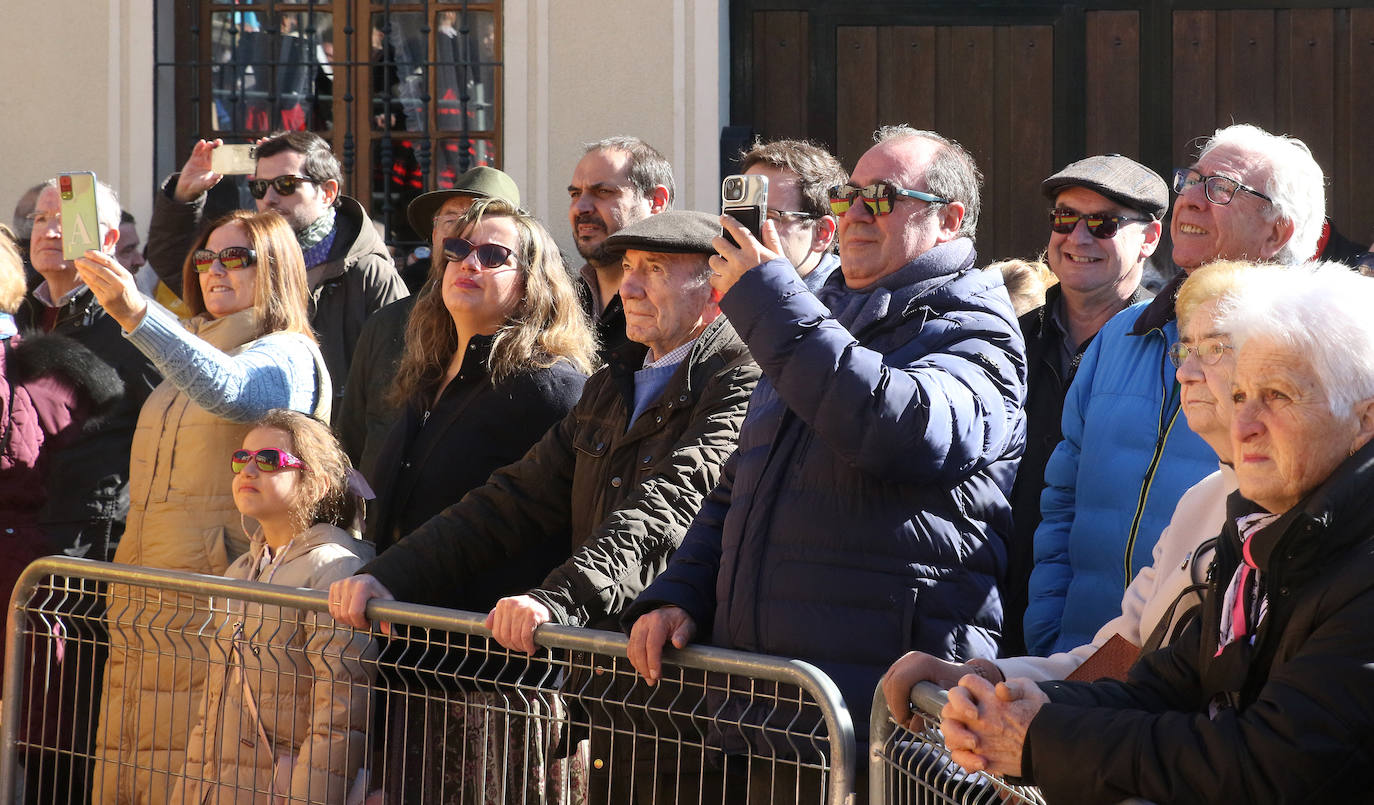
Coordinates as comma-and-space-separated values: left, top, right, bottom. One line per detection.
1, 557, 856, 804
868, 681, 1045, 805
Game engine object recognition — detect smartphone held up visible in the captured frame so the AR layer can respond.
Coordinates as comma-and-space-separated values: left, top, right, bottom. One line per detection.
59, 171, 101, 262
721, 174, 768, 248
210, 144, 258, 175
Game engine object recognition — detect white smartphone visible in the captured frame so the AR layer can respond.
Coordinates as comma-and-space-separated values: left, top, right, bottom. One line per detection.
211, 144, 258, 175
59, 171, 101, 261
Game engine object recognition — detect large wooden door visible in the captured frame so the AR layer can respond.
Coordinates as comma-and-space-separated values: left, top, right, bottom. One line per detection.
731, 2, 1374, 265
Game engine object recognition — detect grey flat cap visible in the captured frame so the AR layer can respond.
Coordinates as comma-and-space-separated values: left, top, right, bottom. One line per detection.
1042, 154, 1169, 218
601, 211, 720, 256
406, 166, 522, 240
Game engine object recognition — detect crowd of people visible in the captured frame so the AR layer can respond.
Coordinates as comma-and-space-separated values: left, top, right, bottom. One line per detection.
3, 120, 1374, 803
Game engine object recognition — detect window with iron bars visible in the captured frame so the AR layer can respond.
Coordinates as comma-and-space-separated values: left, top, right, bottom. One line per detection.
156, 0, 501, 248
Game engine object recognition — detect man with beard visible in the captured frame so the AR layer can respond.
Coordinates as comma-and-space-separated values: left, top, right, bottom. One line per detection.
567, 136, 673, 357
144, 131, 408, 415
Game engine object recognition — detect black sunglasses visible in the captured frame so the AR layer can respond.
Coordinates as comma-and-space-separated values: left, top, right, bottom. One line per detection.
443, 237, 515, 269
192, 246, 257, 272
247, 174, 321, 200
1049, 208, 1153, 239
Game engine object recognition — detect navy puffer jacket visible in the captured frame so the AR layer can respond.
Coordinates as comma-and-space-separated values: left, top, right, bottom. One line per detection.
629, 240, 1026, 738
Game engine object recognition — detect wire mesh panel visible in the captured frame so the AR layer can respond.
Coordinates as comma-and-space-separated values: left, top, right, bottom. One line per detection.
868, 682, 1045, 805
1, 557, 856, 805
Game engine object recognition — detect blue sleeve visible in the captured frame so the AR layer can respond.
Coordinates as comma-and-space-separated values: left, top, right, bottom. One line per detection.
621, 448, 737, 637
126, 302, 324, 422
719, 258, 1024, 486
1022, 324, 1105, 655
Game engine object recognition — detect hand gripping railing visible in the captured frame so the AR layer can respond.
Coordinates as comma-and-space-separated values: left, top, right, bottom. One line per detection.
869, 681, 1046, 805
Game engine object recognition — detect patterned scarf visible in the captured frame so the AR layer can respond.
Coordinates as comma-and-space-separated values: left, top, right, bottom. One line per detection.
297, 204, 338, 268
1216, 511, 1280, 656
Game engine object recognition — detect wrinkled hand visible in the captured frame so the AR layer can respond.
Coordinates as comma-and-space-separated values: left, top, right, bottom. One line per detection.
881, 651, 976, 730
73, 250, 147, 332
485, 595, 552, 655
626, 605, 696, 685
174, 139, 225, 203
327, 574, 395, 635
709, 215, 783, 298
940, 675, 1049, 777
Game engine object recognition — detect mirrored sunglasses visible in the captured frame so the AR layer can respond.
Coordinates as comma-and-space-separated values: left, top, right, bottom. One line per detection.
231, 448, 308, 474
247, 174, 321, 200
192, 246, 258, 272
827, 181, 950, 217
1049, 208, 1153, 239
443, 237, 514, 269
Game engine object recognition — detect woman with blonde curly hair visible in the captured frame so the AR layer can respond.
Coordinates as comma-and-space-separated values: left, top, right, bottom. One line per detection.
369, 196, 593, 562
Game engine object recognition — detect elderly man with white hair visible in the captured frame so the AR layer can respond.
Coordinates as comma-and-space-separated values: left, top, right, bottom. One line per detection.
1024, 124, 1327, 656
942, 262, 1374, 803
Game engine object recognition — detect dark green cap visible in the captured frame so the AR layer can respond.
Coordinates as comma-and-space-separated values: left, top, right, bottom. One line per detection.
406, 166, 522, 240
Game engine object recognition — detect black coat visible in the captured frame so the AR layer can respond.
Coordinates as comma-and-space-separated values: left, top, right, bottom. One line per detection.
1005, 283, 1150, 654
14, 288, 160, 560
1023, 440, 1374, 803
365, 335, 587, 611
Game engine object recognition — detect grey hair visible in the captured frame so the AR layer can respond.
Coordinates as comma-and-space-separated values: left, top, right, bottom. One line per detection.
873, 125, 983, 241
1219, 261, 1374, 416
1197, 124, 1325, 264
583, 136, 677, 207
43, 177, 123, 231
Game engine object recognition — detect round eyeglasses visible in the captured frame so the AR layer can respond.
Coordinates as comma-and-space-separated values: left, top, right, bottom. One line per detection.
1168, 340, 1233, 368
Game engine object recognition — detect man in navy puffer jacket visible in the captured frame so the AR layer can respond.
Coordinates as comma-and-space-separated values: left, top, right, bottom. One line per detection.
625, 126, 1026, 765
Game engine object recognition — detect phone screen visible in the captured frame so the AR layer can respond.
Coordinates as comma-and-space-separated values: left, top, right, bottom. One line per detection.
59, 172, 101, 261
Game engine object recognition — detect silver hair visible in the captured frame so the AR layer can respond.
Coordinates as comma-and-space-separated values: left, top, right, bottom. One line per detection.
1197, 124, 1325, 264
872, 125, 983, 241
1219, 261, 1374, 416
43, 177, 123, 231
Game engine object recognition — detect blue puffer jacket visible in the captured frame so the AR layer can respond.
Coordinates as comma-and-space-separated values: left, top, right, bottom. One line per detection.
1024, 273, 1216, 655
628, 241, 1026, 738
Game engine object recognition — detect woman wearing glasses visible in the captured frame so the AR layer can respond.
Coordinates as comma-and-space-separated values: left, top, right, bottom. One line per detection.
173, 410, 373, 805
76, 210, 329, 805
365, 196, 594, 802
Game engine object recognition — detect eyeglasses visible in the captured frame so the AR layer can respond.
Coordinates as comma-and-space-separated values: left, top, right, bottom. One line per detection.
230, 448, 308, 474
433, 213, 465, 232
765, 209, 821, 224
1049, 208, 1153, 239
1172, 168, 1273, 206
1167, 340, 1233, 367
827, 181, 951, 217
247, 174, 321, 200
443, 236, 514, 269
192, 246, 258, 272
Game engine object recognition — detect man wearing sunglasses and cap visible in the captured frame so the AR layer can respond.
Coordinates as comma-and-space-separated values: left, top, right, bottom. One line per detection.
145, 131, 408, 417
1025, 124, 1327, 658
624, 126, 1026, 789
335, 165, 521, 474
1003, 154, 1165, 655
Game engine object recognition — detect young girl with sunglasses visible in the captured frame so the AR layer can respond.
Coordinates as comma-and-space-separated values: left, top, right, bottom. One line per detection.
77, 210, 330, 804
174, 409, 374, 805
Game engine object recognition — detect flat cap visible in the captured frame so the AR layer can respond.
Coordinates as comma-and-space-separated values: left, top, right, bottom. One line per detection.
1042, 154, 1169, 218
601, 210, 720, 256
406, 166, 522, 240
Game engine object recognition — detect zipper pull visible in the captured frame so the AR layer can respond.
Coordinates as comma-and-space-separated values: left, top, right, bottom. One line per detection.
421, 409, 431, 427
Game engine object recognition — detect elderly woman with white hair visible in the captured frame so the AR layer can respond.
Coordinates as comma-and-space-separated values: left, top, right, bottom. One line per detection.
940, 262, 1374, 802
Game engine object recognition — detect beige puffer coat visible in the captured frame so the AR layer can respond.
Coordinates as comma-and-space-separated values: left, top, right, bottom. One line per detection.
170, 524, 375, 805
93, 309, 329, 805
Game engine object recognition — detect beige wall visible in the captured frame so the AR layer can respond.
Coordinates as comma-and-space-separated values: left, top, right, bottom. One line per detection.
504, 0, 728, 255
0, 0, 155, 240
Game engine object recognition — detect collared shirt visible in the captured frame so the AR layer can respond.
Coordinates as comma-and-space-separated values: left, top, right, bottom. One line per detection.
32, 279, 88, 309
629, 336, 698, 428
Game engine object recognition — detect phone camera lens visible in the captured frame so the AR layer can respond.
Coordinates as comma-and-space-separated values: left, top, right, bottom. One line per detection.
724, 178, 742, 200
